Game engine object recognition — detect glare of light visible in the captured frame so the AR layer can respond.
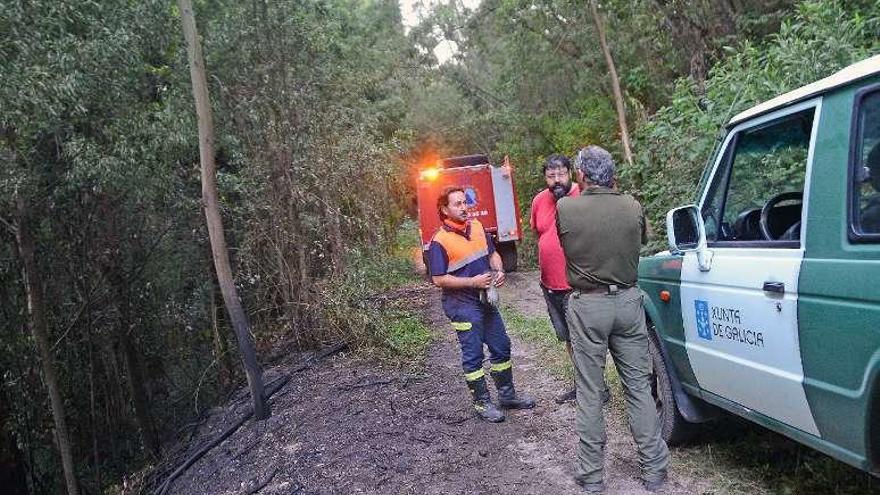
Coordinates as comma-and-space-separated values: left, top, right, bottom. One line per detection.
420, 168, 440, 181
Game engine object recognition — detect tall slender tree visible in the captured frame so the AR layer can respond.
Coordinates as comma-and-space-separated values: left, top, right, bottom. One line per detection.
177, 0, 269, 420
588, 0, 633, 167
12, 194, 80, 495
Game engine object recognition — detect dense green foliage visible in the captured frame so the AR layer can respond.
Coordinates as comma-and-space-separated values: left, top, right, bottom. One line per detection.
1, 0, 421, 493
405, 0, 880, 254
625, 0, 880, 249
404, 0, 802, 241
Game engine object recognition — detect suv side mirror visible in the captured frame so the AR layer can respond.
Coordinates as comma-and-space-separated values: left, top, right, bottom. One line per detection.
666, 205, 713, 271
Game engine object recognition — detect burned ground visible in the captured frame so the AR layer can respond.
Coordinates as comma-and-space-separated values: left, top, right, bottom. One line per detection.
144, 277, 710, 494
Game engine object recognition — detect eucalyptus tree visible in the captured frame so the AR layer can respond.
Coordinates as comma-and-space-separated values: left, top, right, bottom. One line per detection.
190, 0, 420, 347
587, 0, 632, 166
177, 0, 269, 420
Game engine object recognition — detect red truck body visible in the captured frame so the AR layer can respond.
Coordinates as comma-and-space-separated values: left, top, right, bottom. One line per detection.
415, 154, 522, 271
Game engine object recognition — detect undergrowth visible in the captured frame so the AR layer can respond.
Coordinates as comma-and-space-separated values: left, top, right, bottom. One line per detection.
320, 218, 433, 364
671, 418, 880, 495
381, 310, 432, 361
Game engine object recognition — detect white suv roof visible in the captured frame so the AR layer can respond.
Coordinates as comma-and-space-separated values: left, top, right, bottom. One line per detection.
729, 54, 880, 126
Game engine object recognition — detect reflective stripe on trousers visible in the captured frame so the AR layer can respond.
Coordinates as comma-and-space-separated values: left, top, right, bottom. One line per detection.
447, 303, 511, 378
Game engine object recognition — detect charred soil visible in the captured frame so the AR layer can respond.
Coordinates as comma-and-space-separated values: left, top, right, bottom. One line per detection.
143, 277, 708, 495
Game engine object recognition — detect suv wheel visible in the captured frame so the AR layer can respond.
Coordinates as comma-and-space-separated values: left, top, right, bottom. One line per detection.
648, 322, 692, 445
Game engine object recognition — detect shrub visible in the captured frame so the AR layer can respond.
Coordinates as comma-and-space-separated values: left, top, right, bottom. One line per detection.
623, 0, 880, 252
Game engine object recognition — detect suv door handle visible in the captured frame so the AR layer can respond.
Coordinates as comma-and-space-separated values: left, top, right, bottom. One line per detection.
763, 281, 785, 294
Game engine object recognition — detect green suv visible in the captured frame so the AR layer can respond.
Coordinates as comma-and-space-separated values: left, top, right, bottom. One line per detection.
640, 54, 880, 475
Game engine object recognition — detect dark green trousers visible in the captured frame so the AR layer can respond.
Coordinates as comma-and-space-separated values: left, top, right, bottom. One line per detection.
565, 287, 669, 484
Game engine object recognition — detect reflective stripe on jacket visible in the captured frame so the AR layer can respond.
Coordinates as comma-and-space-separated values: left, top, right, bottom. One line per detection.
432, 220, 489, 274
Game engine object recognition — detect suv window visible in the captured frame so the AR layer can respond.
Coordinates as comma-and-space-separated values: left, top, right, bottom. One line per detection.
702, 108, 814, 245
852, 89, 880, 236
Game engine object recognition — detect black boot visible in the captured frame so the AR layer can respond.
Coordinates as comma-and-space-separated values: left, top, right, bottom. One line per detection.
555, 385, 610, 405
491, 367, 536, 409
555, 387, 576, 404
466, 376, 505, 422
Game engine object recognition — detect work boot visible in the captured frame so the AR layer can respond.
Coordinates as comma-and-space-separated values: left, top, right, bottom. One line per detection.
557, 384, 611, 405
642, 474, 667, 493
466, 376, 505, 423
580, 481, 605, 493
555, 387, 577, 404
491, 366, 536, 409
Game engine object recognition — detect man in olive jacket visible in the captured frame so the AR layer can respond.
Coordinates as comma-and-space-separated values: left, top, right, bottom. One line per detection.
556, 146, 669, 493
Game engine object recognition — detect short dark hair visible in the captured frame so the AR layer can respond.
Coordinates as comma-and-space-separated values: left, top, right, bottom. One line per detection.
542, 154, 571, 175
437, 186, 465, 218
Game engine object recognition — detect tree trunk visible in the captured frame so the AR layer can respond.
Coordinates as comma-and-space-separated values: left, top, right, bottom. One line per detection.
87, 329, 101, 492
100, 343, 122, 468
178, 0, 269, 420
0, 387, 29, 495
14, 197, 80, 495
587, 0, 634, 168
118, 329, 160, 456
319, 181, 345, 275
295, 212, 311, 296
210, 286, 235, 389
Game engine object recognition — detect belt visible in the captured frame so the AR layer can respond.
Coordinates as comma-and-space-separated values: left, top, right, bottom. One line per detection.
540, 284, 572, 294
576, 284, 627, 295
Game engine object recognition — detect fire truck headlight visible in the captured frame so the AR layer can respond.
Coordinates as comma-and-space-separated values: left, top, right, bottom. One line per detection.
420, 168, 440, 181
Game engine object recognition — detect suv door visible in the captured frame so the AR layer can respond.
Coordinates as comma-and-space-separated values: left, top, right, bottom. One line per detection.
680, 100, 821, 436
796, 83, 880, 471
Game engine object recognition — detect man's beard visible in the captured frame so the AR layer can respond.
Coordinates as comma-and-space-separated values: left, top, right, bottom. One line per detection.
550, 182, 572, 200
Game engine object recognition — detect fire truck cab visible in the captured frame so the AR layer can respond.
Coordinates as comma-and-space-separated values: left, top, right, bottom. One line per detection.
416, 154, 522, 272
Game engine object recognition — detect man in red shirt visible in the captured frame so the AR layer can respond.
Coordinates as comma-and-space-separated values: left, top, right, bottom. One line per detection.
530, 154, 609, 404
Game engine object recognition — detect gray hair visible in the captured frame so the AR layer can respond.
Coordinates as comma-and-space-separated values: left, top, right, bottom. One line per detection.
575, 145, 615, 188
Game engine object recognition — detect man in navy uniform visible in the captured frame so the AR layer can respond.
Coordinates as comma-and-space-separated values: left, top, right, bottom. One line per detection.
428, 186, 536, 422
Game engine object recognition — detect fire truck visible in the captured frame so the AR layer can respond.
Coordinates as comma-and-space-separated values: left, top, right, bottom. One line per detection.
416, 154, 522, 272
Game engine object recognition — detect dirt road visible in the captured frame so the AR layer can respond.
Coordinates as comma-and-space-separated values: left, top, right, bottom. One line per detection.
158, 273, 708, 494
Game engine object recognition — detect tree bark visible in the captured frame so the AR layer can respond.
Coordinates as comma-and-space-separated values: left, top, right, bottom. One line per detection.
178, 0, 269, 419
0, 386, 29, 495
14, 197, 80, 495
100, 342, 123, 468
587, 0, 634, 167
87, 328, 101, 492
210, 286, 235, 389
118, 329, 160, 456
318, 176, 345, 275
